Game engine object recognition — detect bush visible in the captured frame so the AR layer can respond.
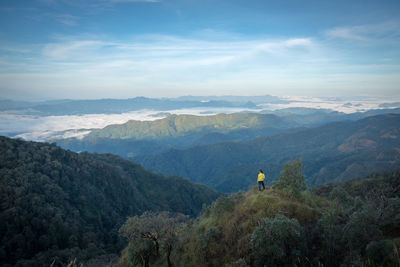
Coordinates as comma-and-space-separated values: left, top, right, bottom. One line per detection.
273, 158, 306, 198
251, 215, 306, 266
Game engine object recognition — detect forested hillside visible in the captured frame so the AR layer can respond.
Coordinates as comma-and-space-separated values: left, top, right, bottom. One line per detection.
57, 109, 400, 160
85, 113, 295, 140
0, 136, 219, 266
137, 114, 400, 192
115, 168, 400, 267
57, 113, 300, 157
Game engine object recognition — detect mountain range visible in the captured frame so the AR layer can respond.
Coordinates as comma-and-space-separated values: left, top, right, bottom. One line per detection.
56, 108, 400, 158
2, 105, 400, 266
0, 97, 264, 116
136, 113, 400, 192
56, 113, 303, 158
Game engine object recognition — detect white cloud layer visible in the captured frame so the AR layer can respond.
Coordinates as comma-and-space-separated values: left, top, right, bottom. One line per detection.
1, 97, 398, 142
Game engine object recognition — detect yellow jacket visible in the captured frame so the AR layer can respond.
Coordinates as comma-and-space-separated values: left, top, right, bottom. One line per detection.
257, 172, 265, 182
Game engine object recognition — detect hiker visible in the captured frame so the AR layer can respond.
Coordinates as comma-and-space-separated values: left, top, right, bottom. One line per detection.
258, 169, 265, 191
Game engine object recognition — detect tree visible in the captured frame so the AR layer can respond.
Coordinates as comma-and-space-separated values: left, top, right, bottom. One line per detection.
119, 211, 188, 267
273, 158, 306, 197
313, 209, 346, 266
250, 215, 306, 266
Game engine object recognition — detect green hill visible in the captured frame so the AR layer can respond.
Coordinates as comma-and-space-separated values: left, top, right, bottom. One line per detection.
116, 169, 400, 267
137, 114, 400, 192
57, 109, 400, 159
0, 136, 219, 266
56, 113, 301, 159
85, 113, 296, 140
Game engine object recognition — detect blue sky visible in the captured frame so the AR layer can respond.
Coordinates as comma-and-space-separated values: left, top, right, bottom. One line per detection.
0, 0, 399, 100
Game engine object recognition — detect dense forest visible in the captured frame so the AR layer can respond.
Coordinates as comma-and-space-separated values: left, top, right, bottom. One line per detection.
0, 136, 219, 266
137, 114, 400, 192
115, 163, 400, 267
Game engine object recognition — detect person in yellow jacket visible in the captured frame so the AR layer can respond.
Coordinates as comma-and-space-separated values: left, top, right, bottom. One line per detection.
257, 169, 265, 191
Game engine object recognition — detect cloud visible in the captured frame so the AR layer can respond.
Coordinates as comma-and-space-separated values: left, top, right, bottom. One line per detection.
325, 21, 400, 43
0, 98, 393, 141
1, 30, 399, 100
326, 26, 366, 41
40, 35, 315, 64
42, 40, 111, 59
284, 38, 313, 47
54, 14, 80, 26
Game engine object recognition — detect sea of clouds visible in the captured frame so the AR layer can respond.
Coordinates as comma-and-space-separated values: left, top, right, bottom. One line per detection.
0, 97, 398, 142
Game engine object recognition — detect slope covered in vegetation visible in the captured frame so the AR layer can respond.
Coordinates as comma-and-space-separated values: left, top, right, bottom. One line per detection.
137, 114, 400, 192
0, 136, 219, 266
86, 113, 293, 140
56, 113, 302, 159
116, 167, 400, 267
57, 109, 400, 160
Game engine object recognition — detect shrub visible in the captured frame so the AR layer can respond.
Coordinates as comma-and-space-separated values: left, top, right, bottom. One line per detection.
250, 215, 306, 266
273, 158, 306, 198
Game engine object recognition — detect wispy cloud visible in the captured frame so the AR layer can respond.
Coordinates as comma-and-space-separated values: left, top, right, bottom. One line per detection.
40, 35, 315, 64
326, 26, 367, 41
42, 40, 111, 59
1, 30, 399, 99
53, 14, 80, 26
325, 21, 400, 43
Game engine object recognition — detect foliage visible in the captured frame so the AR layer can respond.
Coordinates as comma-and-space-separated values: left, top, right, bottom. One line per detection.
273, 158, 306, 198
118, 211, 189, 267
251, 215, 306, 266
112, 169, 400, 267
0, 136, 219, 266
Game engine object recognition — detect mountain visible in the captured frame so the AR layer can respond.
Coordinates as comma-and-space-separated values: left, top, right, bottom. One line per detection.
0, 136, 219, 266
175, 94, 288, 104
136, 114, 400, 192
115, 169, 400, 267
56, 113, 303, 158
85, 113, 297, 140
56, 109, 400, 159
0, 97, 260, 116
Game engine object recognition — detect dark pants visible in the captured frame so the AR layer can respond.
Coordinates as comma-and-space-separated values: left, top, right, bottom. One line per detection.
258, 181, 265, 191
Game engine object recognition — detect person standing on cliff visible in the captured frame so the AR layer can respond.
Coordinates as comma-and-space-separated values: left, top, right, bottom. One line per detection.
258, 169, 265, 191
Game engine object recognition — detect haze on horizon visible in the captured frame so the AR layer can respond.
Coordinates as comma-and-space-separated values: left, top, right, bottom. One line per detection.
0, 0, 399, 100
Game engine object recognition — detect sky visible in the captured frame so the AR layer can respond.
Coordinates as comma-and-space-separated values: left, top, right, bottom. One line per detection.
0, 0, 399, 100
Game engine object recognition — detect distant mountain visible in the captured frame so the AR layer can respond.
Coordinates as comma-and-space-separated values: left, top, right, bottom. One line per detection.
0, 97, 260, 116
262, 107, 400, 125
136, 114, 400, 192
175, 94, 288, 104
85, 113, 297, 140
0, 136, 219, 266
56, 113, 306, 158
57, 109, 400, 159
